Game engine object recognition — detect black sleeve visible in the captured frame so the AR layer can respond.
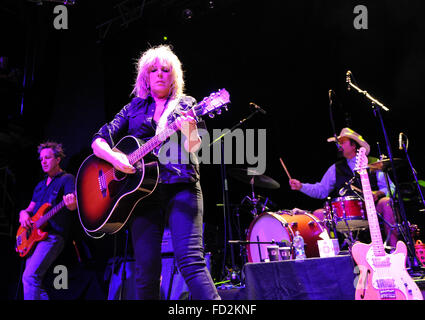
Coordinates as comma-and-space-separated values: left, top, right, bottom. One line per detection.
92, 103, 131, 147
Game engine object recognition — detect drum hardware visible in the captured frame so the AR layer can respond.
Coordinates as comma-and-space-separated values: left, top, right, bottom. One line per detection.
228, 168, 281, 190
255, 235, 263, 262
399, 133, 425, 211
235, 168, 279, 218
240, 195, 260, 217
323, 196, 366, 251
368, 158, 406, 172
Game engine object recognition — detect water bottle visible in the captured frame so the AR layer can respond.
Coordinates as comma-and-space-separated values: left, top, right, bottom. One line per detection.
293, 231, 306, 260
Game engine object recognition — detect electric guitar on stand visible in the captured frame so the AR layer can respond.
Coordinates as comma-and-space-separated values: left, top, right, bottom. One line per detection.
352, 147, 423, 300
76, 89, 230, 237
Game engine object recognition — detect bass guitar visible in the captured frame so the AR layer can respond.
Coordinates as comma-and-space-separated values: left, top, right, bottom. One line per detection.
76, 89, 230, 237
16, 198, 71, 258
352, 147, 423, 300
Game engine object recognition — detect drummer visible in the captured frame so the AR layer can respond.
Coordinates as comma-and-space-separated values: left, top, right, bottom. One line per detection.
289, 128, 397, 249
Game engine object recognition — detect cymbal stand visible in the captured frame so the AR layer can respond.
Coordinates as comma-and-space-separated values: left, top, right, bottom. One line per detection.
239, 185, 259, 217
347, 78, 423, 272
400, 135, 425, 211
209, 107, 264, 281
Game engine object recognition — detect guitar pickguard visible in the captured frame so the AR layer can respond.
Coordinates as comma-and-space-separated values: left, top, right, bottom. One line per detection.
365, 244, 421, 299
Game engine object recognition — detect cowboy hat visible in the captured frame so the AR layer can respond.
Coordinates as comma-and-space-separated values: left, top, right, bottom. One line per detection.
327, 127, 370, 155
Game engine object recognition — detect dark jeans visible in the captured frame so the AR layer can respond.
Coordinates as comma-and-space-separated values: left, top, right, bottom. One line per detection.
22, 234, 65, 300
130, 181, 220, 300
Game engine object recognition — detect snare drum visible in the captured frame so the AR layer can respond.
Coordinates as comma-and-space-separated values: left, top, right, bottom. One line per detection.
331, 196, 368, 231
246, 210, 324, 262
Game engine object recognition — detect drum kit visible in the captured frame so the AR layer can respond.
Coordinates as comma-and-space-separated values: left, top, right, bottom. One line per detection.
227, 157, 409, 264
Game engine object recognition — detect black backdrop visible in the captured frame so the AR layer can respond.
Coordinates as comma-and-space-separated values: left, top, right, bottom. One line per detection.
1, 0, 425, 297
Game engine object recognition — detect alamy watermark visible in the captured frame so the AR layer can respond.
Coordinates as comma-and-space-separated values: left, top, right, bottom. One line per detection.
157, 128, 267, 175
53, 5, 68, 30
353, 5, 368, 30
53, 264, 68, 290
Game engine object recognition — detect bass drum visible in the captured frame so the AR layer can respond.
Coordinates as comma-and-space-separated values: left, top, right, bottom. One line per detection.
246, 210, 324, 263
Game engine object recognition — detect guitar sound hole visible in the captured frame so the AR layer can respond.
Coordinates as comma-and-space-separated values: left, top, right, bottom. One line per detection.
113, 169, 127, 181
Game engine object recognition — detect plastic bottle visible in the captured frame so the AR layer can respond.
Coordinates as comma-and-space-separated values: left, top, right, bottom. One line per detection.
293, 231, 306, 260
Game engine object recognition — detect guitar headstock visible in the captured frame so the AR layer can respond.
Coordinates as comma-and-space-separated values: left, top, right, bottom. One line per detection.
354, 147, 368, 175
194, 89, 230, 118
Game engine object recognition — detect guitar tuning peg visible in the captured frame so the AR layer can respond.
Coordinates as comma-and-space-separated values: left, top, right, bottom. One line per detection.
215, 109, 222, 115
209, 113, 215, 118
224, 106, 228, 111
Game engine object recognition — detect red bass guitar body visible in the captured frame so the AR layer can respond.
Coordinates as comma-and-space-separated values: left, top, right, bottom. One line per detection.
16, 203, 50, 258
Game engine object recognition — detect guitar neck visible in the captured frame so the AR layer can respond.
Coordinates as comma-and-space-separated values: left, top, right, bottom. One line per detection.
127, 121, 179, 165
122, 88, 230, 166
359, 171, 386, 256
35, 200, 67, 229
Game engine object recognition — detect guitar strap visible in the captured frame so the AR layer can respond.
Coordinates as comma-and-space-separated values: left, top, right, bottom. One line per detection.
152, 96, 182, 157
155, 96, 181, 136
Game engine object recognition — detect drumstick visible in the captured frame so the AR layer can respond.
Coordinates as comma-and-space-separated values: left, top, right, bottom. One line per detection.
279, 157, 292, 180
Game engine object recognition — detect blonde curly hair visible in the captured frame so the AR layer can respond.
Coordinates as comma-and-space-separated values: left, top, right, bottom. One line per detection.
132, 44, 185, 99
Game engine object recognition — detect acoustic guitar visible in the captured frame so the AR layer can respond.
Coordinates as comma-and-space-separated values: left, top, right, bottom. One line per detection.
76, 89, 230, 237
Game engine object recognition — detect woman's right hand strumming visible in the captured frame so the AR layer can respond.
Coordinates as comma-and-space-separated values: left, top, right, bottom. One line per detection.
110, 152, 136, 174
92, 137, 136, 174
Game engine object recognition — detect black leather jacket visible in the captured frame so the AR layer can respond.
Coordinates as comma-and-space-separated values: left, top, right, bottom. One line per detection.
92, 95, 202, 184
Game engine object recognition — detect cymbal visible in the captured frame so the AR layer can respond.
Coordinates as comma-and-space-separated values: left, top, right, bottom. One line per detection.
228, 168, 280, 189
368, 158, 405, 172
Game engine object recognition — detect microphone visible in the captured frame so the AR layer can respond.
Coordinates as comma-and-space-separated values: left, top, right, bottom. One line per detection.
328, 89, 334, 105
339, 176, 361, 196
249, 102, 267, 115
398, 132, 409, 150
346, 70, 352, 90
335, 137, 343, 152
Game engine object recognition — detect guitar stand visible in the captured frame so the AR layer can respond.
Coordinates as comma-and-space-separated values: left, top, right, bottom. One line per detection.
166, 258, 180, 300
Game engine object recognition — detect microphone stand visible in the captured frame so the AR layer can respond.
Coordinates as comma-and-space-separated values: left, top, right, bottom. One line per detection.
329, 90, 342, 151
209, 107, 264, 281
400, 137, 425, 211
347, 79, 423, 273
